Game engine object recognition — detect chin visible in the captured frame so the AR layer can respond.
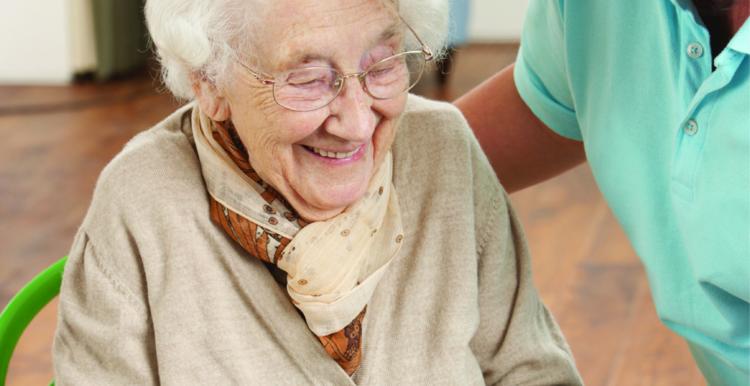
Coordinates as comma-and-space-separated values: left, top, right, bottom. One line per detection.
294, 182, 369, 222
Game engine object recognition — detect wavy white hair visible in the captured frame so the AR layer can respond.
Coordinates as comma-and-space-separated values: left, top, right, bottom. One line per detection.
145, 0, 450, 100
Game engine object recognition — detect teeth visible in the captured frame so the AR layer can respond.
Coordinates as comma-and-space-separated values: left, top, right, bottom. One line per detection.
310, 146, 359, 159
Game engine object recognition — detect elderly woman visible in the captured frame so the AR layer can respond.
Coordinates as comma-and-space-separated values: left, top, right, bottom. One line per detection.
53, 0, 582, 384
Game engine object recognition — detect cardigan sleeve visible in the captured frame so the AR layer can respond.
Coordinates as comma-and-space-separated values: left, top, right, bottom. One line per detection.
466, 133, 582, 384
53, 231, 158, 386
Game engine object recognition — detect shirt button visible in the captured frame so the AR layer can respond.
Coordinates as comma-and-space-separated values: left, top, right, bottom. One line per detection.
684, 119, 699, 136
687, 42, 704, 59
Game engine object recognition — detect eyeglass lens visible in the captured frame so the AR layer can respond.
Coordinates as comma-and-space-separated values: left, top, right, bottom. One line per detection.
272, 51, 427, 112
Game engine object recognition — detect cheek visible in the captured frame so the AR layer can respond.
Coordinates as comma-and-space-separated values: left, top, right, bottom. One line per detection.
239, 110, 330, 175
378, 94, 407, 121
374, 95, 407, 139
232, 89, 326, 151
276, 111, 329, 142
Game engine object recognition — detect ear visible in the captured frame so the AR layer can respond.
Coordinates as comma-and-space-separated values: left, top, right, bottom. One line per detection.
191, 73, 231, 121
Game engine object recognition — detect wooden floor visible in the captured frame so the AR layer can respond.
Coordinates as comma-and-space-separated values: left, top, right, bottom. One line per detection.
0, 44, 703, 385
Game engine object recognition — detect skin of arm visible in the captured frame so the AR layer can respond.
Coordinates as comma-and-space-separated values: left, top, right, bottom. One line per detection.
454, 64, 586, 193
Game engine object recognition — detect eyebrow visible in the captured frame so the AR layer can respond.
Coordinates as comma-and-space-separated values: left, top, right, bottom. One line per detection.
377, 21, 402, 45
279, 20, 404, 71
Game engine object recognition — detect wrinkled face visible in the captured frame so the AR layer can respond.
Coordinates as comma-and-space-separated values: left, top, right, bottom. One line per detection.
216, 0, 406, 222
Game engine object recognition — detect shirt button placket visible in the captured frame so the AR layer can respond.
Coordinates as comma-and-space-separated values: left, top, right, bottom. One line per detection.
686, 42, 704, 59
684, 119, 699, 136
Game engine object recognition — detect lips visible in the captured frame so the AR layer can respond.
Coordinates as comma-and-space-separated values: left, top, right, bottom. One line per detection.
304, 145, 361, 159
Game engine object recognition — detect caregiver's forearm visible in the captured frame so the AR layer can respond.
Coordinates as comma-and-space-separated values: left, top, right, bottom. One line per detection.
454, 63, 585, 193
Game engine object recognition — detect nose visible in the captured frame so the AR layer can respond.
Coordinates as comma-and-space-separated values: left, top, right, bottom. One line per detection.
324, 75, 376, 142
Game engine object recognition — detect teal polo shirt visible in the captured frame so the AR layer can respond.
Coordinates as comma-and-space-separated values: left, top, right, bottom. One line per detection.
514, 0, 749, 384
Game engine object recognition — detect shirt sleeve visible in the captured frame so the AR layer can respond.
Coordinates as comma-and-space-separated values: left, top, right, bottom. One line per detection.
466, 133, 582, 385
53, 231, 158, 386
513, 0, 582, 141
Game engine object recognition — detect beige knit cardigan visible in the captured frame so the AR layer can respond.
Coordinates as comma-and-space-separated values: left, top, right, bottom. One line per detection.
53, 95, 582, 385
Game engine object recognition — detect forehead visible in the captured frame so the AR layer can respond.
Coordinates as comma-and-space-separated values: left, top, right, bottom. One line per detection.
256, 0, 400, 69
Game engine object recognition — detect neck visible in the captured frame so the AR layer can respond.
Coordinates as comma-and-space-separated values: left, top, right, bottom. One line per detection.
692, 0, 748, 58
729, 0, 749, 32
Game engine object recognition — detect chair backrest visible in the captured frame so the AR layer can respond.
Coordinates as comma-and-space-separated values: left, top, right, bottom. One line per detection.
0, 257, 66, 386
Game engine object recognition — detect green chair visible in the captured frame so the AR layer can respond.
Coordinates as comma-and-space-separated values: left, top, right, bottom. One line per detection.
0, 257, 66, 386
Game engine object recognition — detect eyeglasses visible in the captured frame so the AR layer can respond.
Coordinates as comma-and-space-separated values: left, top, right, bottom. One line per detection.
234, 20, 434, 112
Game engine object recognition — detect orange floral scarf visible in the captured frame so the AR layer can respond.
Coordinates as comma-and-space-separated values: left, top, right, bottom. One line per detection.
193, 110, 403, 376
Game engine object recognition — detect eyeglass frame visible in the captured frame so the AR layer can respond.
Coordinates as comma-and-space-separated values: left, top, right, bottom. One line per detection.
233, 17, 435, 112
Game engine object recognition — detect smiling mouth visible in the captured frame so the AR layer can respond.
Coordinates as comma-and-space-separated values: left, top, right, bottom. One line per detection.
304, 145, 361, 159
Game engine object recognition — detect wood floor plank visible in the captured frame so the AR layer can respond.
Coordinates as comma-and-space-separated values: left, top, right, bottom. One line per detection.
513, 167, 631, 385
6, 300, 58, 385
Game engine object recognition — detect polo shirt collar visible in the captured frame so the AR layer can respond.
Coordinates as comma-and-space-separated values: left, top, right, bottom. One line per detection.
668, 0, 705, 29
669, 0, 750, 55
669, 0, 695, 12
727, 18, 750, 55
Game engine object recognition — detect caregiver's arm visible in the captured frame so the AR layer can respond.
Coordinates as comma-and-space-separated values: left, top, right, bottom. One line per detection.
454, 64, 585, 193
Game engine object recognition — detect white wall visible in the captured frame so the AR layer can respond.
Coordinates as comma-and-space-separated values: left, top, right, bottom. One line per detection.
0, 1, 72, 84
468, 0, 529, 42
70, 0, 97, 74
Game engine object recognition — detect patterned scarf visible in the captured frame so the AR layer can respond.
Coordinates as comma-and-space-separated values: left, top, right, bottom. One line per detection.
191, 107, 403, 375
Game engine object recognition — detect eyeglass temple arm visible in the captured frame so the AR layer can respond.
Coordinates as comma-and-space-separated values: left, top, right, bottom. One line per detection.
399, 16, 434, 61
234, 57, 276, 85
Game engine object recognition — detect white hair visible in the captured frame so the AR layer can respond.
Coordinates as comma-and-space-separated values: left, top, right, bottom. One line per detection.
145, 0, 450, 100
